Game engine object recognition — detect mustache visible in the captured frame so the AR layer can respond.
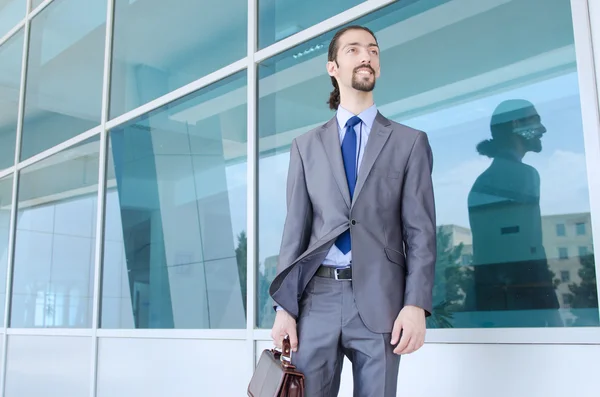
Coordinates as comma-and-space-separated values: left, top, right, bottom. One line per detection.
354, 65, 375, 74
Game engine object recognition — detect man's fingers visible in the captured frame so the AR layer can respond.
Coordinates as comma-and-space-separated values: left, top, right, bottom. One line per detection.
390, 321, 402, 345
398, 332, 425, 355
288, 327, 298, 352
393, 328, 411, 354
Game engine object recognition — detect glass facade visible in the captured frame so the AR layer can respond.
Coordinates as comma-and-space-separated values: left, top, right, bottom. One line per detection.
109, 0, 247, 118
21, 0, 106, 160
0, 0, 599, 394
257, 0, 599, 329
0, 0, 25, 39
11, 137, 99, 328
0, 28, 23, 172
102, 71, 247, 329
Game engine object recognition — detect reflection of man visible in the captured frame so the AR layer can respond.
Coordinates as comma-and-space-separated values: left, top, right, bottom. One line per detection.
467, 99, 562, 326
268, 25, 436, 396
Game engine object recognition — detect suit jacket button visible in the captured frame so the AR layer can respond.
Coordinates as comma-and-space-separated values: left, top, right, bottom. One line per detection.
351, 220, 356, 225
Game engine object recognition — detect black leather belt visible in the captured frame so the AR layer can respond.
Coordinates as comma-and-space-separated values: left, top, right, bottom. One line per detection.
315, 265, 352, 280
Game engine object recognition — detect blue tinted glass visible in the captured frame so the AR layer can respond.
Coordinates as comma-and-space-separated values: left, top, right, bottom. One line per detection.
0, 29, 23, 171
109, 0, 247, 119
30, 0, 44, 10
257, 0, 598, 329
0, 175, 13, 326
258, 0, 364, 49
11, 137, 100, 328
102, 71, 247, 329
0, 0, 25, 38
20, 0, 106, 160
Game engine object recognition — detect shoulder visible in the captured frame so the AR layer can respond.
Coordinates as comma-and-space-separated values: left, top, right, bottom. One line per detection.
381, 114, 430, 148
293, 116, 336, 147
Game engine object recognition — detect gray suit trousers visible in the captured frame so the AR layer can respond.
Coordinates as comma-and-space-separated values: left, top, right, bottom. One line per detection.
292, 275, 400, 397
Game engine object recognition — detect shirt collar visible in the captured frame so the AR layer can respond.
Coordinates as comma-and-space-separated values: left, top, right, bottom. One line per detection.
336, 103, 378, 133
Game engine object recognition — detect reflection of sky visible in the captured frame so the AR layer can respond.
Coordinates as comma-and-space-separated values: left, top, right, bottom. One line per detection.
253, 72, 592, 263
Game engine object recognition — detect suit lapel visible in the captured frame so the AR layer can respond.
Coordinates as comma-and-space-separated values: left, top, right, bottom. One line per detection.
318, 117, 351, 208
352, 112, 392, 207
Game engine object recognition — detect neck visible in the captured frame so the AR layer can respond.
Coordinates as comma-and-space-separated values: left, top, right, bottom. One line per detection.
339, 88, 374, 115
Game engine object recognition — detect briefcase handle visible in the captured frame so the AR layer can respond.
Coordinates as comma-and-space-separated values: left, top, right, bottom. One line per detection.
278, 335, 293, 365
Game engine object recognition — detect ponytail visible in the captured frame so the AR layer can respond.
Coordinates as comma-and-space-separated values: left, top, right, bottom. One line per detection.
327, 77, 340, 110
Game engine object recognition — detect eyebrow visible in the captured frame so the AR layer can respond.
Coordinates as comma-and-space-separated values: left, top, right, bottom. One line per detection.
344, 42, 379, 49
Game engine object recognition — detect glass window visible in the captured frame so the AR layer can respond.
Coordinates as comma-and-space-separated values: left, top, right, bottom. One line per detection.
556, 223, 566, 236
578, 246, 588, 257
0, 28, 23, 172
558, 248, 569, 260
20, 0, 106, 161
109, 0, 247, 119
257, 0, 599, 329
0, 0, 25, 39
30, 0, 44, 11
0, 175, 13, 325
101, 71, 247, 329
258, 0, 364, 49
576, 222, 586, 235
560, 271, 570, 283
10, 137, 100, 328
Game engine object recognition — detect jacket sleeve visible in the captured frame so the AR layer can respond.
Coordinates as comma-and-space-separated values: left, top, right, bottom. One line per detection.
274, 138, 313, 289
401, 131, 436, 316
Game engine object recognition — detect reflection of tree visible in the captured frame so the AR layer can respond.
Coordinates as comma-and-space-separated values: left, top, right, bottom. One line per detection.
235, 231, 247, 315
566, 253, 597, 309
234, 231, 276, 327
258, 269, 275, 328
427, 226, 474, 328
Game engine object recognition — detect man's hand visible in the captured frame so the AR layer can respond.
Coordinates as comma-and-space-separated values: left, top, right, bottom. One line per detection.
271, 310, 298, 352
390, 305, 426, 355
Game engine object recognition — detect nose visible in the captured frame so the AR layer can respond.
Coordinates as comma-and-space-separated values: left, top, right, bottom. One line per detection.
359, 47, 372, 64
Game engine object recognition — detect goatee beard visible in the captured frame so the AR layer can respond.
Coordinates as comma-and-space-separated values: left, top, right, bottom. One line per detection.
352, 78, 375, 92
351, 67, 376, 92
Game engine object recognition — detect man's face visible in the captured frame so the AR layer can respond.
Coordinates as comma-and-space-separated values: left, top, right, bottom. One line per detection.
515, 114, 546, 153
327, 29, 381, 92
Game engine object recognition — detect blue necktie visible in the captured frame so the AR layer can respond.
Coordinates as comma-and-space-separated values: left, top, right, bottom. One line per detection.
335, 115, 362, 255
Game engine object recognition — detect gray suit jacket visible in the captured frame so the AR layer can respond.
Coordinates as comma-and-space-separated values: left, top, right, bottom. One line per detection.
269, 111, 436, 334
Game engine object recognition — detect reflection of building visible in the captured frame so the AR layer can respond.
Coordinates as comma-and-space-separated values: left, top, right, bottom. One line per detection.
541, 213, 594, 307
440, 212, 594, 310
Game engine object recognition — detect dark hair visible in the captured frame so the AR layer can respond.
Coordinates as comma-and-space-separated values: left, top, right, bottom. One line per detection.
327, 25, 378, 110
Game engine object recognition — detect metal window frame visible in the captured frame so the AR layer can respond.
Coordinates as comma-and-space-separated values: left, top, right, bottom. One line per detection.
0, 0, 597, 394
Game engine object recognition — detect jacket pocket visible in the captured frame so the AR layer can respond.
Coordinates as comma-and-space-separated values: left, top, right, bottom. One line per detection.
384, 247, 406, 268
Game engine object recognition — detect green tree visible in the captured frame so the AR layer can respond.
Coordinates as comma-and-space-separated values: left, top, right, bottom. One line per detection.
566, 253, 597, 309
235, 231, 247, 315
427, 226, 474, 328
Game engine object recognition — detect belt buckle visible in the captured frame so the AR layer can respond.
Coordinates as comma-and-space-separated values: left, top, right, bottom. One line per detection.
334, 266, 351, 280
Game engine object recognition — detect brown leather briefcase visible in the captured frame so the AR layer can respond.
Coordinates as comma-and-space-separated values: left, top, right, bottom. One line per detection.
247, 336, 305, 397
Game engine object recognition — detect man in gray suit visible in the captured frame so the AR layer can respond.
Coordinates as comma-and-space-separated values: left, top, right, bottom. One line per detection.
269, 25, 436, 396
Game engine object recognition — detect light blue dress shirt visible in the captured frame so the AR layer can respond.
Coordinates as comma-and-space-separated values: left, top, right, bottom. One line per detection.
322, 103, 378, 268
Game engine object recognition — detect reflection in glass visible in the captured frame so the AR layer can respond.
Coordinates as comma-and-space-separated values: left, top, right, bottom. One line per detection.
257, 0, 598, 329
101, 71, 247, 329
0, 29, 24, 172
258, 0, 363, 49
109, 0, 247, 118
20, 0, 106, 160
466, 100, 563, 327
0, 0, 25, 39
0, 175, 13, 325
10, 137, 100, 328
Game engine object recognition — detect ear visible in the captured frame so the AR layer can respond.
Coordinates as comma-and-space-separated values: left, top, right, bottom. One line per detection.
326, 60, 337, 78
